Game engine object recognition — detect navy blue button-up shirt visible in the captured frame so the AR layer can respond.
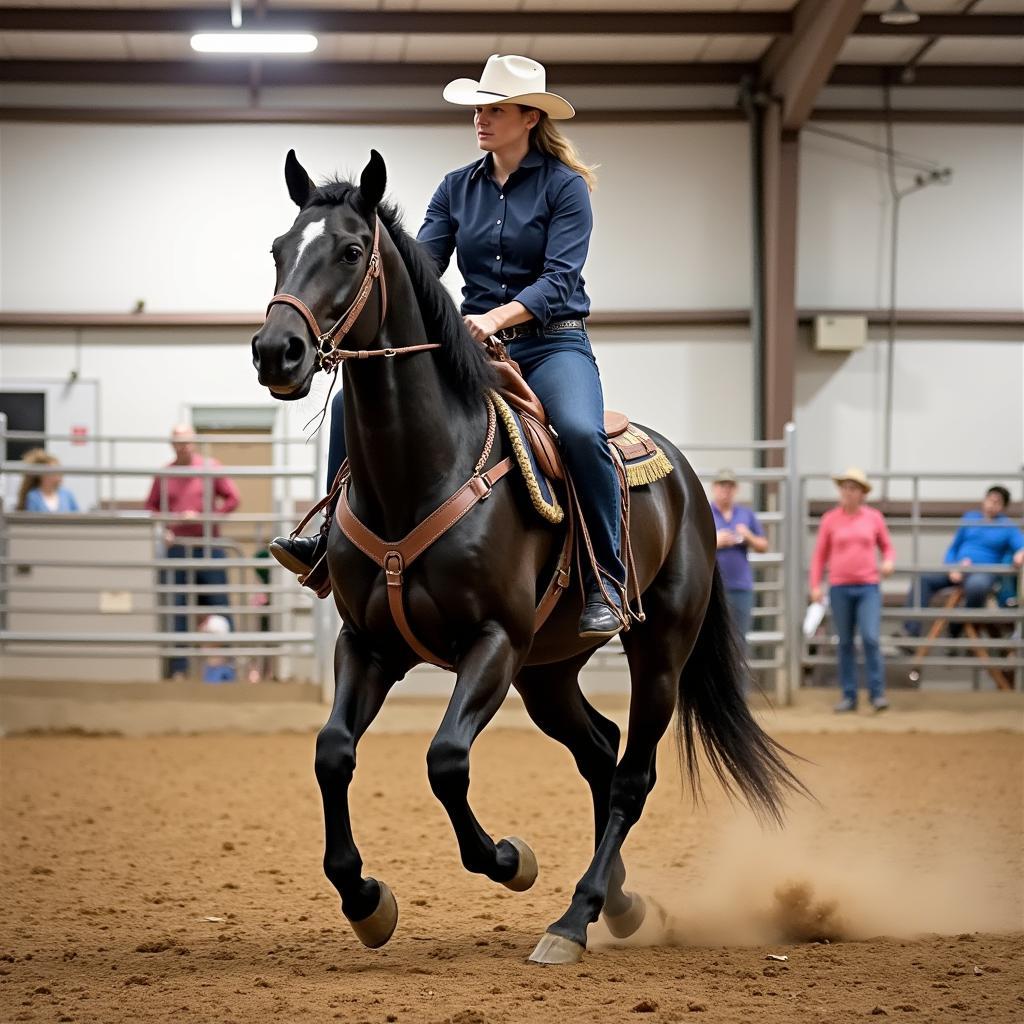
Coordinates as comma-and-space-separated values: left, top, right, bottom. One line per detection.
416, 148, 592, 324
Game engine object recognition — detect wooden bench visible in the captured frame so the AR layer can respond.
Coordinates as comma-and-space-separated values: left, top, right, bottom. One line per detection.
913, 585, 1014, 691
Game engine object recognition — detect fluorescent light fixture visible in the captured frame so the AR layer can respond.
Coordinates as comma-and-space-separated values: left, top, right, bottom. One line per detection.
190, 32, 318, 54
880, 0, 920, 26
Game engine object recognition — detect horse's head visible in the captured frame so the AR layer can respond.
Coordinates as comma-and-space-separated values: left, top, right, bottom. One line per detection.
252, 149, 387, 401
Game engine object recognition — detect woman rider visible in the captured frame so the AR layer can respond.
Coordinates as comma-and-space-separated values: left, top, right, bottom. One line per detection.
271, 54, 626, 639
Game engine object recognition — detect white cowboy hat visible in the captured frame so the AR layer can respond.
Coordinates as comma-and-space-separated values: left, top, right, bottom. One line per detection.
832, 466, 873, 493
443, 54, 575, 120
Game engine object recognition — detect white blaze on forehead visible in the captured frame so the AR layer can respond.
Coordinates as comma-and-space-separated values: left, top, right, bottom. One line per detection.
294, 218, 326, 267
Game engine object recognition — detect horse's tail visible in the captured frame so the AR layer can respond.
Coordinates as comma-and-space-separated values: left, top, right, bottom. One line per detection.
675, 563, 807, 825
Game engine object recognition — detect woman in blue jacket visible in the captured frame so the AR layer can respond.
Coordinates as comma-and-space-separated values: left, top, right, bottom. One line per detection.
17, 449, 80, 513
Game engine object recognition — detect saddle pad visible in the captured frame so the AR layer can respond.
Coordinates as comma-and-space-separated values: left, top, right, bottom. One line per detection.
490, 392, 565, 525
610, 425, 675, 488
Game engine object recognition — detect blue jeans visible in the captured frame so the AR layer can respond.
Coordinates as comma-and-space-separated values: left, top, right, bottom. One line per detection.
903, 571, 999, 638
508, 329, 625, 594
725, 587, 753, 647
830, 583, 884, 704
327, 387, 348, 491
325, 328, 626, 595
163, 544, 231, 677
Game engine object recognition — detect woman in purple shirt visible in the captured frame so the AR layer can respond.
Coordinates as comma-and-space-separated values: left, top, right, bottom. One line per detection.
710, 469, 767, 658
272, 56, 625, 638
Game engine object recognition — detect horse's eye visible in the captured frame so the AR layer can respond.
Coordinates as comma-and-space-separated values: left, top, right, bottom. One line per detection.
343, 245, 362, 264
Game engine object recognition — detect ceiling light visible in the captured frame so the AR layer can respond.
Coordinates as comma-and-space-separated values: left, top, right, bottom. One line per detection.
190, 33, 318, 55
880, 0, 920, 26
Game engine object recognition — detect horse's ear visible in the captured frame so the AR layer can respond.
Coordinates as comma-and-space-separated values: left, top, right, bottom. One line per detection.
284, 149, 315, 208
357, 150, 387, 212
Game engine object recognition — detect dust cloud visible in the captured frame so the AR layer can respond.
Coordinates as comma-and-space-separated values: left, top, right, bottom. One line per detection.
593, 814, 1023, 949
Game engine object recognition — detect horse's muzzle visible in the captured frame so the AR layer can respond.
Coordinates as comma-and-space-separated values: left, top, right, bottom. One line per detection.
251, 324, 316, 400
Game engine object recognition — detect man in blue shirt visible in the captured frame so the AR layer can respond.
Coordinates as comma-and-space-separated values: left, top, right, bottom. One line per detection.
904, 485, 1024, 637
710, 469, 767, 658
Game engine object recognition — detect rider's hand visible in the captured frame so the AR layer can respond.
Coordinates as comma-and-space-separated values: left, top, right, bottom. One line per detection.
716, 528, 738, 548
463, 312, 499, 343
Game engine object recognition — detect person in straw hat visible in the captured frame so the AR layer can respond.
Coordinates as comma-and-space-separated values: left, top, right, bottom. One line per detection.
808, 467, 895, 712
275, 55, 625, 639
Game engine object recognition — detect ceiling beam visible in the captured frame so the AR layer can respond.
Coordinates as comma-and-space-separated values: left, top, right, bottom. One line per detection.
854, 13, 1024, 36
0, 106, 747, 125
761, 0, 865, 130
0, 106, 1016, 127
1, 8, 1020, 35
4, 61, 1018, 90
0, 60, 756, 87
829, 64, 1024, 88
0, 9, 791, 33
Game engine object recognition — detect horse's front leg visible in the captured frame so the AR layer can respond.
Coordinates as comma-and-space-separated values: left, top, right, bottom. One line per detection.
426, 623, 535, 889
315, 627, 400, 947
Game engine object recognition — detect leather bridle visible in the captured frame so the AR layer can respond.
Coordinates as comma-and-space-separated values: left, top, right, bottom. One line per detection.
264, 215, 440, 372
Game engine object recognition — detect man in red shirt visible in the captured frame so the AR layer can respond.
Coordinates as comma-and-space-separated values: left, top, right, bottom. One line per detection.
145, 424, 241, 679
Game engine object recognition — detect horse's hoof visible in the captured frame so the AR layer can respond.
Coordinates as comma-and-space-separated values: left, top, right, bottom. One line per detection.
528, 931, 585, 965
501, 836, 538, 892
348, 880, 398, 949
602, 891, 646, 939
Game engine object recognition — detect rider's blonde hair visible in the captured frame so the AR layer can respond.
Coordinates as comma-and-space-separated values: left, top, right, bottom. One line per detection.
527, 113, 598, 192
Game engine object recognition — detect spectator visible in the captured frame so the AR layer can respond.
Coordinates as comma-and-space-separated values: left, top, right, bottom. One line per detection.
903, 485, 1024, 637
710, 469, 767, 658
17, 449, 80, 512
198, 614, 237, 684
809, 468, 895, 713
145, 424, 240, 680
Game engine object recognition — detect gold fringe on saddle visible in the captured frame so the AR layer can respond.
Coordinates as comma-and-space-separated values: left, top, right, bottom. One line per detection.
488, 390, 565, 525
612, 426, 675, 489
489, 389, 673, 526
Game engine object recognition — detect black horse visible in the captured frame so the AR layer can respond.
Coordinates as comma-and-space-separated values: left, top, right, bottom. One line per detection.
251, 150, 801, 964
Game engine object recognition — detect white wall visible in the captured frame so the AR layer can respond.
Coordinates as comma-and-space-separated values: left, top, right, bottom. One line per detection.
0, 328, 323, 503
795, 326, 1024, 500
0, 121, 751, 313
794, 120, 1023, 486
2, 116, 1021, 488
0, 324, 753, 503
798, 122, 1024, 311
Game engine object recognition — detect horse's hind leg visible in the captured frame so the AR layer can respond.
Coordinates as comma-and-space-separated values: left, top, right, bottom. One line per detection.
530, 557, 710, 964
315, 628, 399, 948
514, 655, 632, 919
426, 625, 533, 888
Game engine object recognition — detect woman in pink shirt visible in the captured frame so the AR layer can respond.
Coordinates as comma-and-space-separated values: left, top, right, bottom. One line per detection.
809, 467, 895, 713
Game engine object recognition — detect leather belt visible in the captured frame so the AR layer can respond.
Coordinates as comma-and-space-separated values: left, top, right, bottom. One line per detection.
495, 318, 585, 342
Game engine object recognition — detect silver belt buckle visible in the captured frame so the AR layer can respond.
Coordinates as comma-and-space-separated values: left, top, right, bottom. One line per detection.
496, 326, 518, 342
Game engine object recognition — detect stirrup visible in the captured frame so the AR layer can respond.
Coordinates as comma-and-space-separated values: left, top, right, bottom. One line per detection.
296, 518, 332, 598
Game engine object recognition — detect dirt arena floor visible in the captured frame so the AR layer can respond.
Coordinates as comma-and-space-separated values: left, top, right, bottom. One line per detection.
2, 700, 1022, 1023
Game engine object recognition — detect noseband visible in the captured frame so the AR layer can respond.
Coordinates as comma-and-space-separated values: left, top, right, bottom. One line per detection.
264, 215, 440, 372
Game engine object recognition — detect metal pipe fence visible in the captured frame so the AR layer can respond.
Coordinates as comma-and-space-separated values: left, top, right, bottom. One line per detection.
3, 416, 1020, 698
0, 414, 329, 686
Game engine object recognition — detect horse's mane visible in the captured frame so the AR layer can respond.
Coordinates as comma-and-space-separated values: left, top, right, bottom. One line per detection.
310, 179, 495, 403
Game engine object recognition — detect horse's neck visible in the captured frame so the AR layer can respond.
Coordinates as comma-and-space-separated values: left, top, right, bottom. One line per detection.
342, 239, 482, 534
